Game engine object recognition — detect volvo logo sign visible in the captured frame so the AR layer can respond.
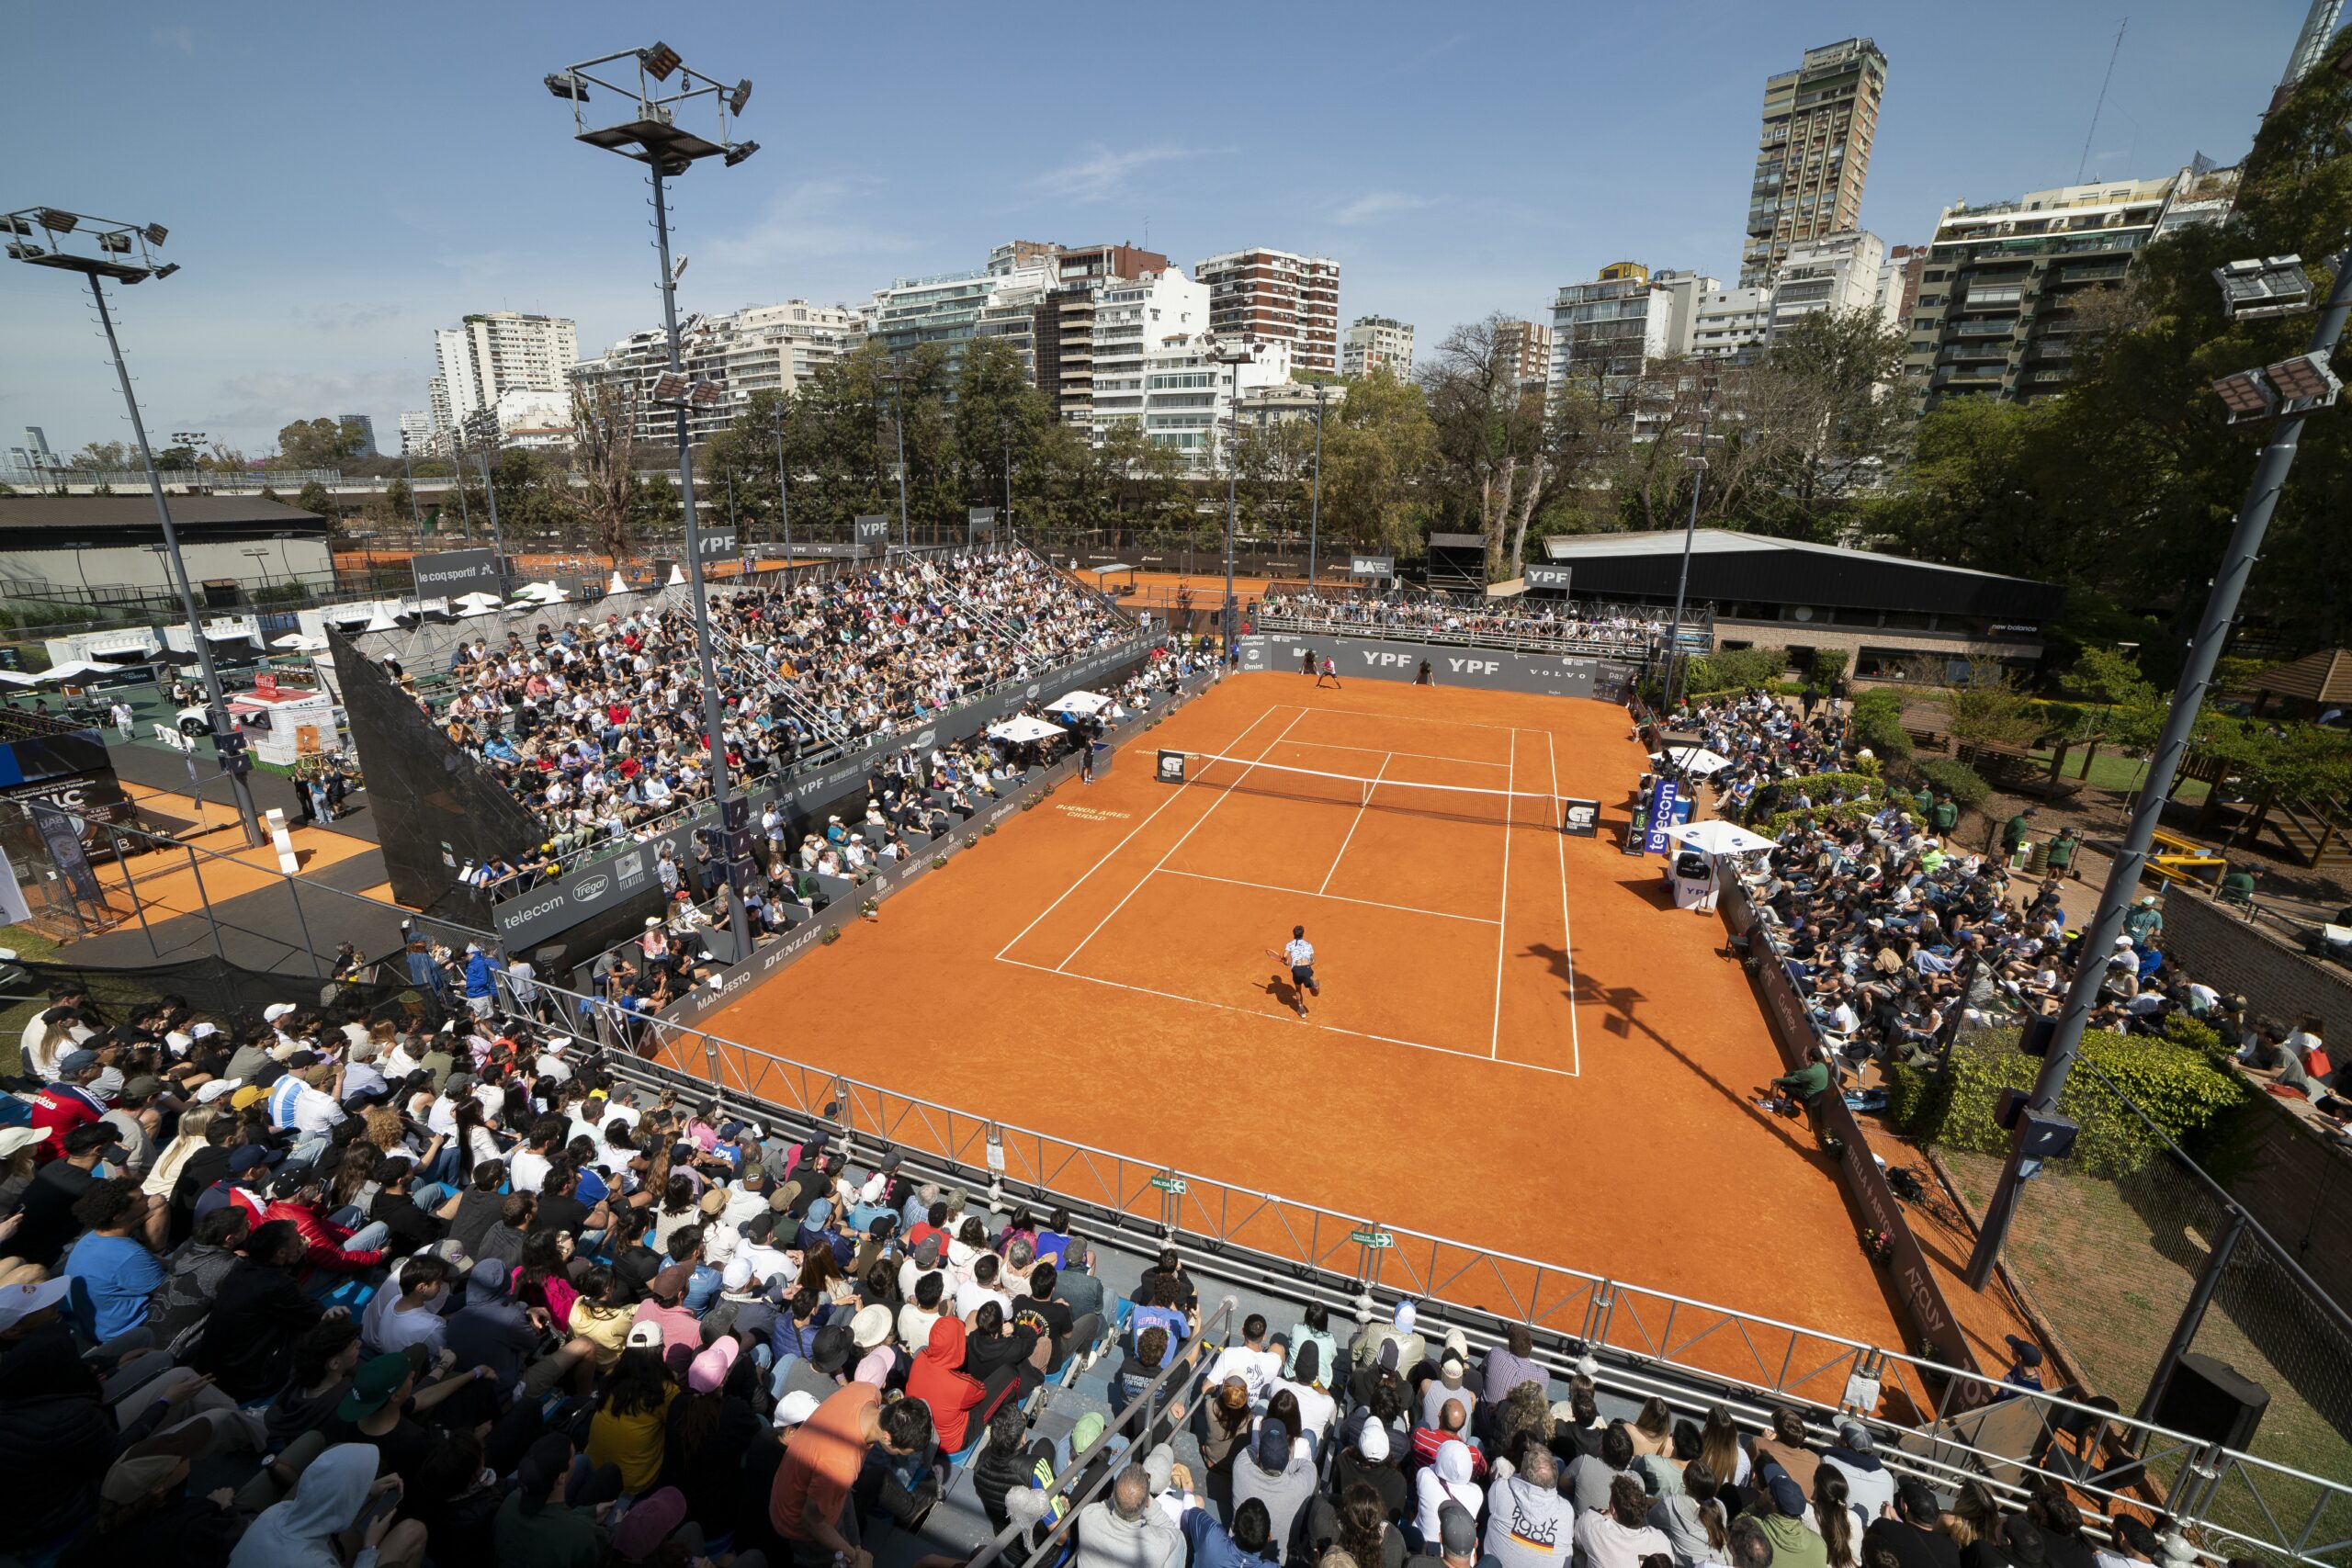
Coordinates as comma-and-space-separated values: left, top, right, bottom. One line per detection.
571, 874, 612, 906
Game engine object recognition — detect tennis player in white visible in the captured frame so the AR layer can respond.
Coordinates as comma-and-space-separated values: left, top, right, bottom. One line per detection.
1280, 924, 1320, 1018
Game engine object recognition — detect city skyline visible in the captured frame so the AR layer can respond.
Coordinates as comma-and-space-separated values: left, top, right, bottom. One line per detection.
0, 0, 2313, 455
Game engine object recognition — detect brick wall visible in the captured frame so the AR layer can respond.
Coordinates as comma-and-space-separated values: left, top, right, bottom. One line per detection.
2155, 886, 2352, 1307
2159, 886, 2352, 1043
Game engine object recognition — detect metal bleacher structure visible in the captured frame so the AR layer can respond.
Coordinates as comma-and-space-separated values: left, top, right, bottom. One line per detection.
530, 976, 2352, 1568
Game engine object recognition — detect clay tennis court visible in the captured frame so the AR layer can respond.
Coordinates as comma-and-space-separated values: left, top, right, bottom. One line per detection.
692, 671, 1914, 1356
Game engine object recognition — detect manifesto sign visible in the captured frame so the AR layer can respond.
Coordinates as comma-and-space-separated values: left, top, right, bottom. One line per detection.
411, 547, 504, 601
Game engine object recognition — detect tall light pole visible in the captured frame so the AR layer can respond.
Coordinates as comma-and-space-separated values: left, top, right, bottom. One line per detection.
5, 209, 264, 847
881, 364, 910, 554
1001, 418, 1014, 546
770, 401, 793, 567
463, 409, 510, 575
1306, 381, 1328, 597
171, 429, 205, 488
398, 446, 424, 531
1208, 336, 1255, 662
1965, 248, 2349, 1291
549, 42, 759, 964
1661, 381, 1720, 716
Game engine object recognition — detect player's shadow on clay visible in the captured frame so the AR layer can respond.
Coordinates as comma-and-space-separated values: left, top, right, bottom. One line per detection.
1258, 971, 1306, 1013
1523, 942, 1816, 1160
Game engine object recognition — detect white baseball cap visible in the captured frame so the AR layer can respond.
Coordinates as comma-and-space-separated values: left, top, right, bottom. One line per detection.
263, 1003, 296, 1022
0, 1278, 72, 1333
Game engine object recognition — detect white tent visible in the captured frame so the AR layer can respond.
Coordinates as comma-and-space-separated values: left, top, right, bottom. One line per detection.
1650, 748, 1735, 777
608, 571, 628, 594
667, 565, 686, 587
986, 715, 1066, 744
1052, 690, 1111, 715
454, 592, 503, 609
272, 633, 330, 651
34, 660, 119, 683
1666, 818, 1779, 857
0, 671, 40, 687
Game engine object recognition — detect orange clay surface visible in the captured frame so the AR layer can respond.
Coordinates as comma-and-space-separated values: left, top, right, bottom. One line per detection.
684, 671, 1932, 1372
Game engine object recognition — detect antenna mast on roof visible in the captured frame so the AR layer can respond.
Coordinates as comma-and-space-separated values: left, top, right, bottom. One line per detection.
2075, 17, 2129, 186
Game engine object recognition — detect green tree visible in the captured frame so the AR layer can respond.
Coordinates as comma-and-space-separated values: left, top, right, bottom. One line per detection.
951, 336, 1055, 525
1419, 313, 1562, 578
69, 440, 128, 471
276, 418, 368, 469
572, 383, 648, 564
1317, 366, 1438, 553
1746, 308, 1914, 541
295, 479, 334, 519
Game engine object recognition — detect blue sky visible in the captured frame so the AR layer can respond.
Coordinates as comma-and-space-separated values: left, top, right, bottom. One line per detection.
1, 0, 2318, 457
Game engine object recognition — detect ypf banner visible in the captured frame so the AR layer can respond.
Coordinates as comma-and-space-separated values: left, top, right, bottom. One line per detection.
694, 527, 739, 559
854, 515, 889, 552
1524, 564, 1573, 592
411, 547, 503, 601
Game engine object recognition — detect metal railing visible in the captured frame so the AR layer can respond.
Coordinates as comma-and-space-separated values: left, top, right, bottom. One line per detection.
526, 976, 2352, 1565
1252, 611, 1667, 660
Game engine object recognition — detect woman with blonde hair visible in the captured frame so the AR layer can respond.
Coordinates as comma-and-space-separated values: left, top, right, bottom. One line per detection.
141, 1103, 219, 1204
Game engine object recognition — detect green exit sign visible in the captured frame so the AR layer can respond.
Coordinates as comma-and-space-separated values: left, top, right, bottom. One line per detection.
1351, 1228, 1394, 1249
1150, 1175, 1187, 1194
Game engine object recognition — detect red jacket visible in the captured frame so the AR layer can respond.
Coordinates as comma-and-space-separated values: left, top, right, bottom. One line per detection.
906, 1316, 986, 1453
262, 1199, 385, 1279
25, 1084, 106, 1163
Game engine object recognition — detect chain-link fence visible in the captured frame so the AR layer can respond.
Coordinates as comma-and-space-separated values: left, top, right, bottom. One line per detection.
1937, 1063, 2352, 1562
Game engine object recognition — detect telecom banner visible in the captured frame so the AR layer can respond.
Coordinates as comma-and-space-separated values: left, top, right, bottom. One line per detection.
1641, 778, 1679, 856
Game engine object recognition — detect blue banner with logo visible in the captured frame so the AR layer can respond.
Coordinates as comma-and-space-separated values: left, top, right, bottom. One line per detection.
1641, 779, 1679, 856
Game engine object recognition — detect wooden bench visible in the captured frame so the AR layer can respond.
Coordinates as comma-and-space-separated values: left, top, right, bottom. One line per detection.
2146, 828, 2225, 888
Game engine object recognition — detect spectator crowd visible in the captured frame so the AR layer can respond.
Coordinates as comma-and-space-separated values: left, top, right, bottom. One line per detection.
1255, 593, 1678, 656
419, 549, 1130, 867
1, 972, 2203, 1568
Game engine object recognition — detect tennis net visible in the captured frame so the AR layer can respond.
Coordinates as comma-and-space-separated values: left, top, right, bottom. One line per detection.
1156, 748, 1580, 831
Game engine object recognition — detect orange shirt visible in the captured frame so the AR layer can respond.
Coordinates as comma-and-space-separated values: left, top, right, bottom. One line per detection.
771, 1382, 879, 1540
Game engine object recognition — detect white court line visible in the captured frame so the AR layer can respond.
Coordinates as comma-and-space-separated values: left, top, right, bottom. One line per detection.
1548, 727, 1581, 1077
1318, 751, 1390, 894
1296, 704, 1524, 736
1490, 728, 1514, 1058
993, 704, 1287, 963
1161, 867, 1495, 926
998, 953, 1582, 1080
1053, 708, 1308, 972
1278, 738, 1510, 770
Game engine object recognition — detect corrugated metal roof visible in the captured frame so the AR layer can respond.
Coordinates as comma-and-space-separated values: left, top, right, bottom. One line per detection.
2250, 648, 2352, 705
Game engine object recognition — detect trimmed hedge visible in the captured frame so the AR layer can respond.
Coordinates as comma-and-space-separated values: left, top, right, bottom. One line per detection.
1885, 1028, 2248, 1179
1758, 770, 1882, 834
1914, 757, 1992, 811
1811, 648, 1849, 682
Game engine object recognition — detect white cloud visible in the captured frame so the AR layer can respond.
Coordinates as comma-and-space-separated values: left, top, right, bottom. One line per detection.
704, 179, 918, 271
1030, 146, 1193, 203
1332, 190, 1434, 226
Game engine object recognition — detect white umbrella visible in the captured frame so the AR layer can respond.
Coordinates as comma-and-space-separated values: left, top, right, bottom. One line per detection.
1053, 690, 1112, 715
272, 633, 329, 650
1666, 818, 1779, 856
1648, 747, 1734, 776
986, 715, 1066, 744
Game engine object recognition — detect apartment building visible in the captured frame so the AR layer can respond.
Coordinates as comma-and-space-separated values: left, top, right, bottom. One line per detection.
338, 415, 379, 457
1689, 288, 1772, 362
1548, 263, 1711, 400
1492, 320, 1555, 389
432, 312, 579, 423
1741, 38, 1888, 287
1340, 315, 1415, 378
1770, 230, 1899, 338
1905, 164, 2240, 411
397, 412, 436, 458
1880, 244, 1927, 329
574, 299, 857, 444
1195, 248, 1341, 377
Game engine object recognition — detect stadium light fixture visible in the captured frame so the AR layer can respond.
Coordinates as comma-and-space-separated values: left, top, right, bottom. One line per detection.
687, 378, 724, 408
153, 262, 178, 279
1, 204, 266, 849
142, 223, 166, 246
2265, 349, 2341, 405
2212, 255, 2313, 321
2211, 370, 2274, 422
553, 37, 757, 960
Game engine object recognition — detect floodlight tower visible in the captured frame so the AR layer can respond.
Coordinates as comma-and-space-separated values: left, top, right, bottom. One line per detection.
5, 208, 264, 847
548, 44, 758, 960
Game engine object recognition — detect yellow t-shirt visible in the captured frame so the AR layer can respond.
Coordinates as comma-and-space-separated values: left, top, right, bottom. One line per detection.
570, 1299, 635, 1370
586, 1388, 676, 1495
